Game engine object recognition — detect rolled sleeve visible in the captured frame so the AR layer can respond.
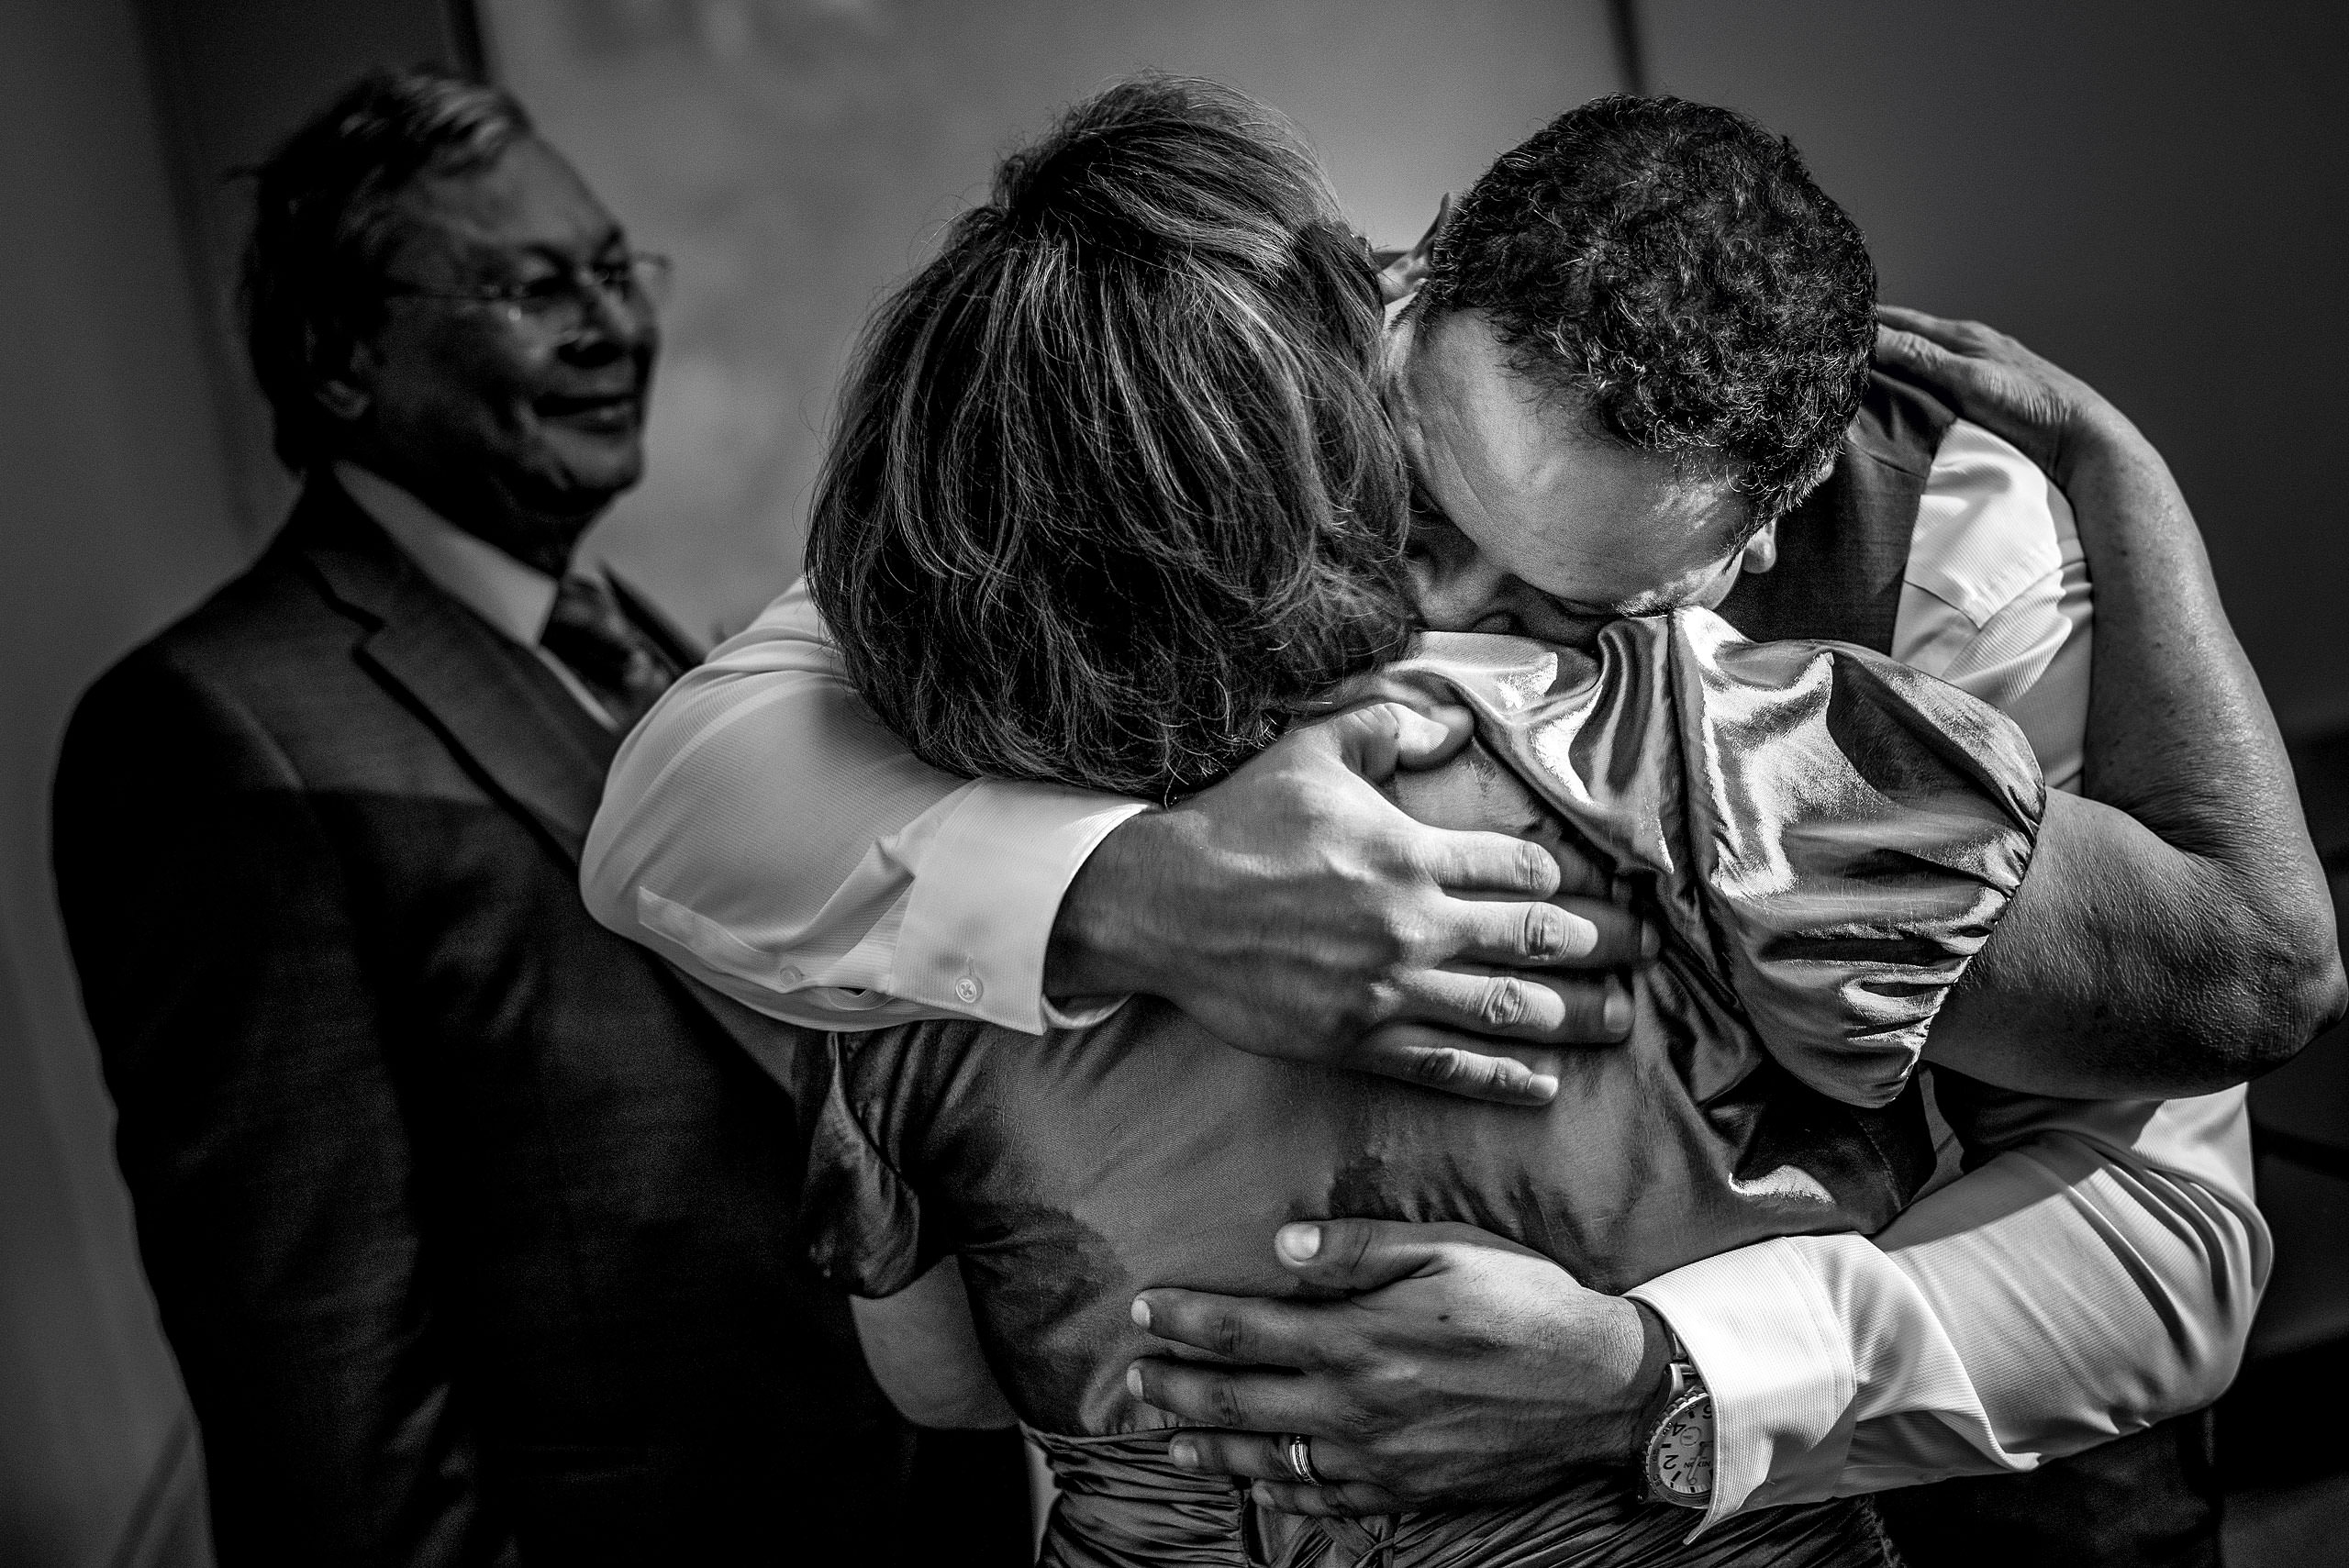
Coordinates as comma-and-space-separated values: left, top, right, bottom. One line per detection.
892, 783, 1147, 1032
1633, 1085, 2263, 1526
583, 579, 1147, 1032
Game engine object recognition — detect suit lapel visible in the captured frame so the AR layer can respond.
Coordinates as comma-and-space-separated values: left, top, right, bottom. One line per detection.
283, 483, 821, 1096
286, 483, 618, 862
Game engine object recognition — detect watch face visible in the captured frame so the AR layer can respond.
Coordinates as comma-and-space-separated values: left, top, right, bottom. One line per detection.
1653, 1407, 1715, 1498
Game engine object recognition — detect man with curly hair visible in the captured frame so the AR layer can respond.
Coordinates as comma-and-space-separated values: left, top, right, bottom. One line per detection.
587, 95, 2332, 1565
1270, 101, 2264, 1561
1395, 96, 1895, 659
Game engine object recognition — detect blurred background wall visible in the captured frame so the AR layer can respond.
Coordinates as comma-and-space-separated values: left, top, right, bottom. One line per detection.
2, 3, 2342, 1564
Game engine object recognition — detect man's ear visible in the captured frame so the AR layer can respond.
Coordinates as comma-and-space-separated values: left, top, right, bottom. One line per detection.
1376, 192, 1451, 306
1738, 518, 1779, 575
309, 324, 376, 428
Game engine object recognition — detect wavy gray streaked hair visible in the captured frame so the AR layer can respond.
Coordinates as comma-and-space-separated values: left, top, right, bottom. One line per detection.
804, 76, 1415, 801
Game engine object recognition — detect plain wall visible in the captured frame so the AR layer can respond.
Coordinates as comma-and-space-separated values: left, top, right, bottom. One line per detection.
482, 0, 1626, 640
0, 3, 245, 1562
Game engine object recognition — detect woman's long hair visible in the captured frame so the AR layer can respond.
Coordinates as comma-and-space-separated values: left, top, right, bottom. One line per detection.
804, 76, 1414, 800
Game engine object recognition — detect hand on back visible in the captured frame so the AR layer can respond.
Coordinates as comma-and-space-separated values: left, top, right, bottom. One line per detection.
1875, 305, 2140, 484
1049, 701, 1650, 1106
1126, 1218, 1669, 1516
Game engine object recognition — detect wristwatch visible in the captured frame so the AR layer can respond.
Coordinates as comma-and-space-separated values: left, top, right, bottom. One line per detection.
1640, 1332, 1715, 1509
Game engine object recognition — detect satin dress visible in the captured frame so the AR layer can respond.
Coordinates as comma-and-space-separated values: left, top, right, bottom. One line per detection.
803, 613, 2044, 1567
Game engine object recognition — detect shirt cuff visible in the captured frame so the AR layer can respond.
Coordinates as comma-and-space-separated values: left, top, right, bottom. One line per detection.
1627, 1237, 1859, 1531
890, 782, 1150, 1033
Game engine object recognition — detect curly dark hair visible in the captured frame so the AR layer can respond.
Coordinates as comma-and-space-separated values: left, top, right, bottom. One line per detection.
242, 67, 532, 472
1417, 95, 1876, 528
804, 77, 1415, 800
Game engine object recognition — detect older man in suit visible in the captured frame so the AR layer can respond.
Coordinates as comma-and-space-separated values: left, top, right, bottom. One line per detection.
52, 68, 1023, 1564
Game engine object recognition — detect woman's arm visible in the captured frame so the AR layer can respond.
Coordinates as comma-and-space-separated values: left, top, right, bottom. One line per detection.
1882, 310, 2345, 1096
849, 1258, 1019, 1430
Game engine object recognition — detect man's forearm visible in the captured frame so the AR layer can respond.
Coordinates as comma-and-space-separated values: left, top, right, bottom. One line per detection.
1631, 1079, 2261, 1519
1923, 409, 2343, 1094
2063, 417, 2309, 859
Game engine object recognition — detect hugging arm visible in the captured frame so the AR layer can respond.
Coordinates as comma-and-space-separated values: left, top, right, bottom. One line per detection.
1124, 325, 2276, 1521
1884, 310, 2345, 1096
1127, 1079, 2261, 1526
1629, 1078, 2260, 1519
583, 582, 1647, 1106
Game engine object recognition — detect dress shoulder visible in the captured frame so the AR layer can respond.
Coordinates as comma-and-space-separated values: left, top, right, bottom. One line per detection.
799, 1019, 991, 1297
1386, 618, 2043, 1106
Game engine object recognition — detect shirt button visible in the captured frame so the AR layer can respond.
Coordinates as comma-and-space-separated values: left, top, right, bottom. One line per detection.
953, 974, 984, 1005
776, 966, 804, 987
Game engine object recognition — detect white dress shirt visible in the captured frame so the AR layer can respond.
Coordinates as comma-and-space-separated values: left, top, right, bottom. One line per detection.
334, 462, 622, 730
579, 422, 2261, 1521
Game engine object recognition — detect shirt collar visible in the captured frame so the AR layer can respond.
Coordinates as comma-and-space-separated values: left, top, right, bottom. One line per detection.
333, 461, 573, 647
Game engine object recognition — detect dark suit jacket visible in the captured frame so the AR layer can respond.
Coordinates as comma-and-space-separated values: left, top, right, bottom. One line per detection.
53, 480, 922, 1565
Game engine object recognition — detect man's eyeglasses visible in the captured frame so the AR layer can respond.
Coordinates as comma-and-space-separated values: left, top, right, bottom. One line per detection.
380, 251, 674, 337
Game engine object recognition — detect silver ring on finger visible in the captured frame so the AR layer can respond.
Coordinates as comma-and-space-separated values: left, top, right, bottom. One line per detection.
1285, 1433, 1324, 1486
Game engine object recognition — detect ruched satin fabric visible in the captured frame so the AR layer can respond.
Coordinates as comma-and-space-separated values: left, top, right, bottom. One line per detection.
804, 612, 2043, 1565
1028, 1429, 1898, 1567
1383, 616, 2043, 1113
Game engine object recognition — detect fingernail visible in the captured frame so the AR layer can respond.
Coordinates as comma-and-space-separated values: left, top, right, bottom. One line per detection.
1527, 1073, 1560, 1102
1170, 1438, 1199, 1469
1641, 923, 1661, 959
1558, 911, 1598, 959
1130, 1297, 1152, 1330
1127, 1364, 1145, 1398
1603, 991, 1633, 1034
1277, 1222, 1322, 1262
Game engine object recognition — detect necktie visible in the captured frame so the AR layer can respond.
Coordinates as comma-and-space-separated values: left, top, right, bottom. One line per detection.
540, 573, 680, 731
